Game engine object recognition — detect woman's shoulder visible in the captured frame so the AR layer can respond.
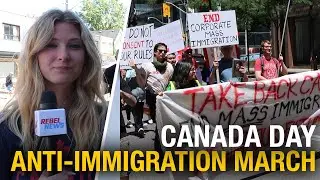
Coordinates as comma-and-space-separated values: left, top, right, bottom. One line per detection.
95, 101, 108, 113
166, 81, 175, 91
0, 119, 22, 179
0, 120, 21, 148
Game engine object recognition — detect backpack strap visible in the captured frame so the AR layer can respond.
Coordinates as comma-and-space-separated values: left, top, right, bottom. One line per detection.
195, 80, 201, 87
167, 81, 176, 91
276, 58, 281, 77
170, 81, 176, 90
261, 57, 264, 75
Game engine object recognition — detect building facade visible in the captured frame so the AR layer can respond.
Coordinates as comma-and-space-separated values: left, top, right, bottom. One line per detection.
91, 29, 123, 67
275, 1, 320, 68
0, 10, 35, 78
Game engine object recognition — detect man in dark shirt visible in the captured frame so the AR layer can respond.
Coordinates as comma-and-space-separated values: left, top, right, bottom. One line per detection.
125, 70, 145, 138
209, 45, 248, 84
103, 64, 116, 93
120, 77, 136, 138
5, 72, 13, 92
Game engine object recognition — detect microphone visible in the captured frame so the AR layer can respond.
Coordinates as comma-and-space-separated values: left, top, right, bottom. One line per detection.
35, 91, 67, 137
35, 91, 67, 176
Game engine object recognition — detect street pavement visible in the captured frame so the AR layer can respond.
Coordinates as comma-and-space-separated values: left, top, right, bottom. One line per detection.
0, 90, 13, 110
121, 109, 320, 180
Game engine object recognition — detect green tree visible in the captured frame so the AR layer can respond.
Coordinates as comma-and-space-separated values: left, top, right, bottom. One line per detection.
187, 0, 312, 31
79, 0, 125, 30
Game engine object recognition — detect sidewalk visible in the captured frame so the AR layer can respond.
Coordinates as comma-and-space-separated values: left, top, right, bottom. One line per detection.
0, 90, 13, 110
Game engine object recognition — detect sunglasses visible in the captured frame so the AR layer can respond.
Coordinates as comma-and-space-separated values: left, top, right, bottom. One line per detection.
157, 49, 167, 53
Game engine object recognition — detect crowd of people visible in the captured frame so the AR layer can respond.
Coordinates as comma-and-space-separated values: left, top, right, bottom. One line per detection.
119, 40, 289, 179
119, 40, 288, 173
120, 40, 288, 139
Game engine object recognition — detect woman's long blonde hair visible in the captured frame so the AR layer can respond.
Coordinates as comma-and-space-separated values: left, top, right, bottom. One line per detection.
0, 9, 107, 151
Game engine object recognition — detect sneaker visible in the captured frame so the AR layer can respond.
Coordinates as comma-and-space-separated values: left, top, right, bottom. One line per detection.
137, 128, 145, 138
148, 119, 153, 124
126, 121, 134, 128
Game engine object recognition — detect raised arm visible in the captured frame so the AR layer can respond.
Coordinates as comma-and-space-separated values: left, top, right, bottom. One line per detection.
120, 90, 136, 107
208, 60, 219, 84
129, 60, 147, 89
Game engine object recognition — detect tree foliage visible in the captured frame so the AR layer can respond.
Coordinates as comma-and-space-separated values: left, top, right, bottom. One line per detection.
79, 0, 125, 30
141, 0, 313, 30
187, 0, 312, 31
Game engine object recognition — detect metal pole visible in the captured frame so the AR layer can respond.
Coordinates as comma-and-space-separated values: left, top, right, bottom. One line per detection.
208, 0, 213, 10
165, 1, 187, 14
245, 28, 250, 73
279, 0, 291, 56
66, 0, 68, 10
207, 1, 221, 83
148, 17, 166, 25
168, 5, 171, 23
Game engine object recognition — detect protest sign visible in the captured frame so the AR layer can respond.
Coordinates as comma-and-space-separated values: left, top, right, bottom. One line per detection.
153, 20, 185, 53
120, 24, 154, 69
187, 10, 239, 49
156, 70, 320, 151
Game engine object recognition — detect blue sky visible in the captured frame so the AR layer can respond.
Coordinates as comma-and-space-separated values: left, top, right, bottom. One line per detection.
0, 0, 129, 17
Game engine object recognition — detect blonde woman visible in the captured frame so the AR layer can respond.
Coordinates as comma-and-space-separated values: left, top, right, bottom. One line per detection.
0, 9, 108, 179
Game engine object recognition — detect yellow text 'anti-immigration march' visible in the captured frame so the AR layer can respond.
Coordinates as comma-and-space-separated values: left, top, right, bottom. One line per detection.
11, 150, 316, 172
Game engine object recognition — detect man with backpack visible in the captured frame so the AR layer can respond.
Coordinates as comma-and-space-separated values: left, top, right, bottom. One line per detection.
5, 72, 13, 92
254, 40, 288, 80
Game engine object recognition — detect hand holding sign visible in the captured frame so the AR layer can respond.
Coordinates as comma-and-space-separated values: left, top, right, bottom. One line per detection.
278, 55, 284, 63
213, 60, 219, 69
128, 60, 137, 69
238, 66, 246, 74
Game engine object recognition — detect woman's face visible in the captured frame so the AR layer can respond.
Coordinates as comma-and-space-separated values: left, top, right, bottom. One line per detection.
38, 22, 85, 87
188, 66, 196, 80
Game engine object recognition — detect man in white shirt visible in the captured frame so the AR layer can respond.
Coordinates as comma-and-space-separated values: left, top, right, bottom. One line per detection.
130, 43, 174, 166
130, 42, 173, 120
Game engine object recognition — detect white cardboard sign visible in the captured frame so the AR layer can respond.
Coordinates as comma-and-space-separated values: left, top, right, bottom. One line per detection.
153, 20, 185, 53
187, 10, 239, 49
120, 24, 154, 69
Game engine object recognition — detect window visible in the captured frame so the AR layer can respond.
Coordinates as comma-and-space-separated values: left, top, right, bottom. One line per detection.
3, 23, 20, 41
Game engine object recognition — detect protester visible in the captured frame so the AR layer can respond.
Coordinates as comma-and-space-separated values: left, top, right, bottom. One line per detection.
166, 53, 177, 66
193, 54, 210, 85
254, 40, 288, 80
103, 63, 116, 94
182, 47, 194, 64
129, 42, 174, 166
310, 50, 319, 70
0, 9, 108, 179
120, 69, 134, 128
209, 45, 248, 84
5, 72, 13, 92
120, 76, 137, 138
166, 61, 201, 91
125, 69, 145, 137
